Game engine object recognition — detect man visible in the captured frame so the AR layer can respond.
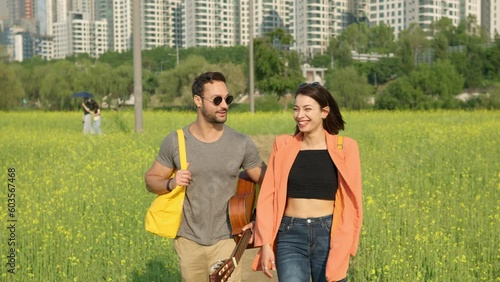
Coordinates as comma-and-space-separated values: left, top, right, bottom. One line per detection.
145, 71, 266, 282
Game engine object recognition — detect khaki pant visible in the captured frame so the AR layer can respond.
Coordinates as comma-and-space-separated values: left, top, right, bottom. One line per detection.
174, 237, 241, 282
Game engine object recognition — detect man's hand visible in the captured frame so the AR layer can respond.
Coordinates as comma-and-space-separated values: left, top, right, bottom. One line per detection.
241, 221, 254, 244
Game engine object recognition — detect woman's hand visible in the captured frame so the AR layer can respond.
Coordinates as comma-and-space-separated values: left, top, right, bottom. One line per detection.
260, 244, 276, 278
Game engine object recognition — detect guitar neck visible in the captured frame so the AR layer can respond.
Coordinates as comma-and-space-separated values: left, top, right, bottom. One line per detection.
230, 229, 252, 265
210, 177, 256, 282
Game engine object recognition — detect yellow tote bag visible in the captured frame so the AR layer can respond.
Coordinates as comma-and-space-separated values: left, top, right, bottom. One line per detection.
145, 129, 187, 238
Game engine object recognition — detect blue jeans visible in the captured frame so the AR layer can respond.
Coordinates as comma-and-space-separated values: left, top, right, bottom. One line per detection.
276, 215, 345, 282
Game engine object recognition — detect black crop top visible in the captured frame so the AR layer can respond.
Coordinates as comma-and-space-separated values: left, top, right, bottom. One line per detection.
287, 150, 338, 200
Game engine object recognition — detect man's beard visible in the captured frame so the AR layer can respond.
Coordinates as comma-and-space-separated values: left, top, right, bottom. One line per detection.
201, 106, 227, 124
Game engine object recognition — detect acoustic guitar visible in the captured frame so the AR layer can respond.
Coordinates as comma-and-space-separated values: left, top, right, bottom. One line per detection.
209, 176, 257, 282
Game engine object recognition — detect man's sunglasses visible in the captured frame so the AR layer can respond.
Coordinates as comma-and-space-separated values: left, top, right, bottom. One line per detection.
200, 95, 234, 106
298, 82, 321, 89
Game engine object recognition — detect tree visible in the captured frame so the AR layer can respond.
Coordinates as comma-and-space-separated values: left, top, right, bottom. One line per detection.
397, 36, 415, 75
367, 23, 395, 54
107, 64, 134, 106
369, 57, 401, 85
157, 55, 211, 105
39, 60, 79, 110
409, 61, 463, 108
397, 23, 429, 72
335, 41, 353, 69
449, 40, 485, 89
327, 66, 373, 110
430, 17, 456, 46
0, 63, 25, 110
340, 23, 369, 53
484, 37, 500, 80
254, 29, 303, 101
311, 54, 331, 69
375, 60, 464, 110
219, 63, 246, 98
375, 78, 427, 110
432, 33, 449, 61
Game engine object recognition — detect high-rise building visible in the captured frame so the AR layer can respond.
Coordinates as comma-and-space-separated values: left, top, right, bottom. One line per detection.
406, 0, 461, 32
52, 21, 67, 58
254, 0, 292, 35
142, 0, 182, 49
462, 0, 481, 23
112, 0, 132, 52
13, 30, 34, 60
292, 0, 352, 56
368, 0, 482, 39
368, 0, 406, 37
4, 0, 495, 61
184, 0, 240, 47
7, 0, 25, 24
70, 12, 108, 57
52, 11, 108, 58
481, 0, 500, 40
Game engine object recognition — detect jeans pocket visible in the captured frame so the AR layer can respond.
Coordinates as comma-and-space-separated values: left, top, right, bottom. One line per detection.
321, 217, 333, 232
278, 219, 293, 233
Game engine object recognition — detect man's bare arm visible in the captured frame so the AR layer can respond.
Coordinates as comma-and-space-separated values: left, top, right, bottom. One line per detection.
145, 161, 174, 195
244, 162, 267, 185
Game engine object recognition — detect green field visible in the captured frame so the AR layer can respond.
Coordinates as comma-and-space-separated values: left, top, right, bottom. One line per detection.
1, 110, 498, 281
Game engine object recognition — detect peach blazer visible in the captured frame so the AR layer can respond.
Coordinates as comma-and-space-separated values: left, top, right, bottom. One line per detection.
251, 131, 363, 281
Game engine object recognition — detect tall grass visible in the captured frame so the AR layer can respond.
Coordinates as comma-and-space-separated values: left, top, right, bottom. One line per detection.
0, 110, 498, 281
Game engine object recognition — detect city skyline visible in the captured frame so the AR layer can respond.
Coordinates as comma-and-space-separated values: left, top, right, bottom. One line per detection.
1, 0, 498, 61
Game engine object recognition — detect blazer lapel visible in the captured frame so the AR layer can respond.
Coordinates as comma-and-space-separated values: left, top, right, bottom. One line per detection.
273, 134, 302, 210
327, 133, 346, 177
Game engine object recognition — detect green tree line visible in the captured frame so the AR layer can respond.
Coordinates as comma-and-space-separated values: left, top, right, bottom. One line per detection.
1, 16, 499, 111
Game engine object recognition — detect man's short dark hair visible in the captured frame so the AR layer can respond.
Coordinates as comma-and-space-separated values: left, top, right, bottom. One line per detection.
192, 72, 226, 97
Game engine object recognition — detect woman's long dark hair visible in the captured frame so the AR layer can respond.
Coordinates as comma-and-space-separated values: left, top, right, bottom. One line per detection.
90, 100, 100, 113
294, 83, 345, 135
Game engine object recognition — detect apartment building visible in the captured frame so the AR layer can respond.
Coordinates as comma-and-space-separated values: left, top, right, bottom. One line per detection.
35, 35, 54, 60
183, 0, 240, 47
112, 0, 132, 52
142, 0, 182, 49
368, 0, 406, 37
368, 0, 484, 39
3, 0, 496, 61
462, 0, 481, 23
52, 11, 108, 59
481, 0, 500, 40
235, 0, 292, 47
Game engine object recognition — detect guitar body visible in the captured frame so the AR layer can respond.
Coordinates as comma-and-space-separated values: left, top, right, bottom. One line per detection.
209, 175, 257, 282
228, 177, 256, 237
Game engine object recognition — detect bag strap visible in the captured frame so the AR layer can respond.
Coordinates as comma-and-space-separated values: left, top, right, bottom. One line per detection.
177, 129, 187, 170
337, 135, 344, 150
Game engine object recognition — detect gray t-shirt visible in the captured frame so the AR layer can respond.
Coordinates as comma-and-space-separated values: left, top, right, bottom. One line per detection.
156, 125, 263, 245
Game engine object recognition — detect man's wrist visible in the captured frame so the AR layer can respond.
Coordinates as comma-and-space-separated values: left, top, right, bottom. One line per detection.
166, 178, 174, 191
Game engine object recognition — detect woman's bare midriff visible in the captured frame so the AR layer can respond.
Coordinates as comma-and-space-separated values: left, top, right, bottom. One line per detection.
284, 198, 335, 218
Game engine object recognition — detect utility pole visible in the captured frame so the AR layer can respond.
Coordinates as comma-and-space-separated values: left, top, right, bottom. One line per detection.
133, 0, 143, 132
249, 0, 255, 113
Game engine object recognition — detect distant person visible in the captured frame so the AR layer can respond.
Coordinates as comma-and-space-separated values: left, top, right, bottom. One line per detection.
145, 71, 266, 282
251, 82, 363, 282
90, 99, 103, 135
81, 98, 93, 134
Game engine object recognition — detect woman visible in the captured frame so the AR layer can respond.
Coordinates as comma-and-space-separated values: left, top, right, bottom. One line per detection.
251, 82, 363, 282
90, 100, 102, 135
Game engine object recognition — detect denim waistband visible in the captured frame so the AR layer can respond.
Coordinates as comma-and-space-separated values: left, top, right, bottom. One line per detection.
282, 214, 333, 224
